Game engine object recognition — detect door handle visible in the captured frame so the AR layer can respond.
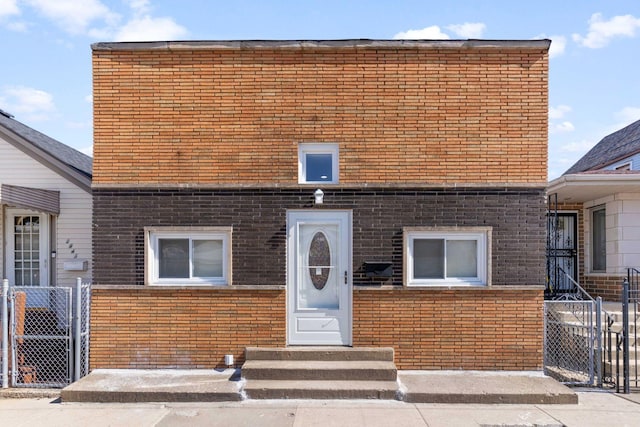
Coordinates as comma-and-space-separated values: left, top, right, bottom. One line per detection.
344, 271, 348, 285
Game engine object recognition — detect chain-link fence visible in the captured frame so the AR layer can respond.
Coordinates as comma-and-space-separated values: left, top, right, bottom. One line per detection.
76, 282, 91, 380
544, 300, 597, 386
1, 279, 90, 389
1, 280, 8, 388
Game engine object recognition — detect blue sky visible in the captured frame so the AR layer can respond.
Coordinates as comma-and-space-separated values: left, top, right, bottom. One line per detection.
1, 1, 639, 179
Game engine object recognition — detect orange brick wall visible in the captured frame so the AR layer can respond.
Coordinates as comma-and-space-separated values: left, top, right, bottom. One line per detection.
92, 44, 548, 186
354, 288, 543, 370
90, 286, 543, 370
90, 288, 286, 369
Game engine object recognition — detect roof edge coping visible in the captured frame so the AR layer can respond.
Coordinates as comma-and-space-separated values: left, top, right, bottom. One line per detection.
91, 39, 551, 51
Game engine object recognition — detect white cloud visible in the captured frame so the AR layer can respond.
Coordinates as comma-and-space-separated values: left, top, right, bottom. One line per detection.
114, 15, 187, 41
548, 156, 580, 180
535, 34, 566, 59
85, 94, 93, 104
549, 35, 566, 58
549, 105, 574, 134
394, 25, 450, 40
66, 120, 91, 129
549, 105, 571, 119
0, 0, 19, 17
551, 121, 575, 133
79, 145, 93, 157
572, 13, 640, 48
6, 20, 26, 31
0, 85, 55, 121
614, 106, 640, 125
595, 106, 640, 137
19, 0, 187, 41
549, 138, 596, 178
24, 0, 119, 35
559, 139, 596, 153
446, 22, 486, 38
126, 0, 151, 16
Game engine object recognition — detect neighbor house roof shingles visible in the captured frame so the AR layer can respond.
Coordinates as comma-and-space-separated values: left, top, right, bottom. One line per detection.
564, 118, 640, 175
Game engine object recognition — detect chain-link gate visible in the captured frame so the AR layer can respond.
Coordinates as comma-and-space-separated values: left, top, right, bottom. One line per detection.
1, 279, 90, 389
76, 281, 91, 380
544, 300, 598, 386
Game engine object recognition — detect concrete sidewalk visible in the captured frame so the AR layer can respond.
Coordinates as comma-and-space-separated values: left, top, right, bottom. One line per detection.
0, 390, 638, 426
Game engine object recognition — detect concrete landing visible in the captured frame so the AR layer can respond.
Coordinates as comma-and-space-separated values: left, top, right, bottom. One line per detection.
399, 371, 578, 404
59, 369, 577, 404
60, 369, 242, 403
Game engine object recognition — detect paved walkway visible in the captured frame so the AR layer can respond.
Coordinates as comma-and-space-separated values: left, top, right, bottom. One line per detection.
0, 391, 639, 426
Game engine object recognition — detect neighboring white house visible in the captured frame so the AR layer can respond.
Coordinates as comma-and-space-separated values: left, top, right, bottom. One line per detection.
0, 109, 92, 290
548, 118, 640, 300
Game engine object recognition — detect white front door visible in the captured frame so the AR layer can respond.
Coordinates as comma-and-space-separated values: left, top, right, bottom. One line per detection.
5, 209, 49, 288
287, 210, 352, 345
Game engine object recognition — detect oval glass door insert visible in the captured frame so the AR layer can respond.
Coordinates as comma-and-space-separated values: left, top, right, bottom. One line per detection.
308, 231, 331, 290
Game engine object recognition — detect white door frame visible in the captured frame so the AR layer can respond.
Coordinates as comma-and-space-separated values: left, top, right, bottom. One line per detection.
286, 210, 352, 345
5, 208, 50, 287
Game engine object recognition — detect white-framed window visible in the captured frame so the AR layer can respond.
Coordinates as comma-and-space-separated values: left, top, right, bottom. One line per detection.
145, 227, 231, 286
591, 206, 606, 272
404, 227, 491, 287
298, 143, 339, 184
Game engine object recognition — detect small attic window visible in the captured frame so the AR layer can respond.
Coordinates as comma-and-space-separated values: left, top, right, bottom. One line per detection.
298, 143, 339, 184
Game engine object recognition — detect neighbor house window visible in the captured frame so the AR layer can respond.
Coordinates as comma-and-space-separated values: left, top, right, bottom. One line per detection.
591, 207, 606, 272
404, 227, 490, 286
298, 143, 339, 184
145, 227, 231, 285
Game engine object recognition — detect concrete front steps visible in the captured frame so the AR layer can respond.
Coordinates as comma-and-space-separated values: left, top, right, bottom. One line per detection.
59, 347, 577, 404
241, 347, 399, 400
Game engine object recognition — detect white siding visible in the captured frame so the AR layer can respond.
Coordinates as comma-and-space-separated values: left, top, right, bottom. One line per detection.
0, 208, 3, 279
606, 153, 640, 171
584, 193, 640, 274
0, 139, 91, 286
619, 194, 640, 270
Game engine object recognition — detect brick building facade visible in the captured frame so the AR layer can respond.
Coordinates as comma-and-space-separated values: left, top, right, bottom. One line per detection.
91, 40, 550, 370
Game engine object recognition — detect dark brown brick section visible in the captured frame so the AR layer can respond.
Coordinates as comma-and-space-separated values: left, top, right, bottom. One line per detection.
92, 187, 546, 288
583, 275, 626, 301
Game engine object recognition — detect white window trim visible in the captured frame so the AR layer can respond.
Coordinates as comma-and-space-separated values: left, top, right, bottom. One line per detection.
145, 226, 232, 286
298, 143, 339, 184
403, 226, 491, 287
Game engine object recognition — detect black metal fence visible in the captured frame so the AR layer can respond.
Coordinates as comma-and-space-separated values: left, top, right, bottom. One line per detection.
543, 268, 640, 393
620, 268, 640, 393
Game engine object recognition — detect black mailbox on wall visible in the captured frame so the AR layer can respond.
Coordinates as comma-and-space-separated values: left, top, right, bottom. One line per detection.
363, 262, 393, 278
